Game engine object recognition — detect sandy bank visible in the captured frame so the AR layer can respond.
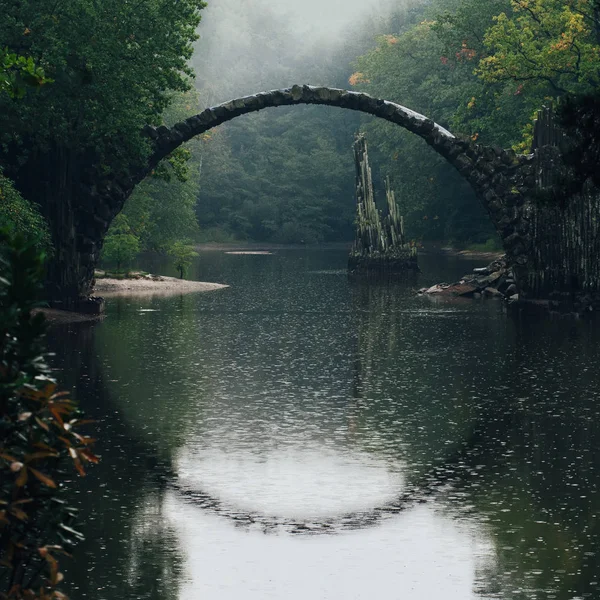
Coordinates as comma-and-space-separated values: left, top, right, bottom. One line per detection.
225, 251, 273, 255
94, 275, 228, 298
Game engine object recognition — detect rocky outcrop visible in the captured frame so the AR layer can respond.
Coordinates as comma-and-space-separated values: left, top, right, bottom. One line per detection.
419, 256, 519, 302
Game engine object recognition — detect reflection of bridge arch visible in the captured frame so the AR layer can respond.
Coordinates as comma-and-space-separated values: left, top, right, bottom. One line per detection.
168, 419, 499, 536
170, 479, 425, 535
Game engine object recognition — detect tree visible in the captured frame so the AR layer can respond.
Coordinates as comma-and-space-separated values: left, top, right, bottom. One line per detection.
0, 231, 98, 599
0, 48, 51, 98
101, 215, 140, 274
0, 0, 205, 170
167, 241, 198, 279
0, 172, 50, 253
0, 50, 51, 253
191, 0, 361, 244
349, 16, 499, 245
478, 0, 600, 95
120, 90, 202, 253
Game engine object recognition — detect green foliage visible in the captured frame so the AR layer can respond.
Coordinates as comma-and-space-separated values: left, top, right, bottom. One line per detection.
167, 241, 198, 279
479, 0, 600, 95
345, 0, 600, 243
195, 107, 357, 244
0, 172, 50, 253
0, 0, 206, 172
121, 90, 202, 252
350, 14, 498, 245
0, 48, 51, 98
0, 231, 98, 600
101, 215, 141, 273
192, 1, 360, 245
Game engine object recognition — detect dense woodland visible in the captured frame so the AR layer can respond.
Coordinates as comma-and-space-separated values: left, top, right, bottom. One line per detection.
3, 0, 600, 260
179, 0, 600, 248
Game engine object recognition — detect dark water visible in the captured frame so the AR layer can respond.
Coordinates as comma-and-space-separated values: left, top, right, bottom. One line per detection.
47, 249, 600, 600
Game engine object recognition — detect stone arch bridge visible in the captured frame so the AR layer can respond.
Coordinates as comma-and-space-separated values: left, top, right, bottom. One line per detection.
50, 85, 591, 309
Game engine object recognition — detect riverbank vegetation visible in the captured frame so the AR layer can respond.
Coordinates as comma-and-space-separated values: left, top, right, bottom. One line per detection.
0, 232, 98, 599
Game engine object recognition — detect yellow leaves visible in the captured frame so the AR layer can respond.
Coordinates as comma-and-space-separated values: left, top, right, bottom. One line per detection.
480, 0, 599, 89
467, 97, 477, 110
348, 72, 370, 86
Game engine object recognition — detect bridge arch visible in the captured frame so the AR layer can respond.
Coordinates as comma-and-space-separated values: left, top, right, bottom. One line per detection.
146, 85, 465, 171
141, 86, 530, 271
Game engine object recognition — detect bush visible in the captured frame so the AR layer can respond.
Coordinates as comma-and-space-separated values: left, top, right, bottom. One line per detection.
0, 231, 98, 599
0, 172, 51, 253
101, 215, 140, 273
167, 241, 198, 279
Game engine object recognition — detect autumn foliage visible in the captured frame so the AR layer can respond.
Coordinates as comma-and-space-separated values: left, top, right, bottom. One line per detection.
0, 232, 98, 600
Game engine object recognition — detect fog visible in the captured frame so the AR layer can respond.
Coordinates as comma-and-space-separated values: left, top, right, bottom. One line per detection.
271, 0, 397, 36
192, 0, 416, 105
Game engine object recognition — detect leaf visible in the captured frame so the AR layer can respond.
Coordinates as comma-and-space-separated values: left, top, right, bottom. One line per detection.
11, 498, 33, 506
50, 408, 64, 426
68, 448, 86, 476
10, 506, 28, 521
35, 416, 50, 431
79, 450, 100, 464
29, 468, 57, 488
25, 451, 59, 463
16, 466, 28, 487
58, 524, 84, 540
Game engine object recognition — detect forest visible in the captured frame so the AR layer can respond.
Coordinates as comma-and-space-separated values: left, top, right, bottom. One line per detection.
3, 0, 600, 260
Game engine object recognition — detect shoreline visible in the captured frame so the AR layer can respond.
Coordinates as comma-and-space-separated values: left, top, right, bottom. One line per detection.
36, 275, 228, 324
194, 241, 502, 260
93, 274, 228, 297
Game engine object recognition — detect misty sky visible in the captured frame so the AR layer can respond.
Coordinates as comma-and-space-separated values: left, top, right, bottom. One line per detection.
276, 0, 383, 34
194, 0, 405, 103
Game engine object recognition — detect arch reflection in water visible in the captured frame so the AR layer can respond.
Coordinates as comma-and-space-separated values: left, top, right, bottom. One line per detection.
174, 443, 406, 532
165, 494, 496, 600
50, 250, 600, 600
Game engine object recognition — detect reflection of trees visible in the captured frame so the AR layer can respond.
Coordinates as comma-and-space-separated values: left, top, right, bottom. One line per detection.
93, 292, 224, 452
349, 285, 600, 599
460, 317, 600, 600
126, 492, 184, 600
45, 323, 183, 600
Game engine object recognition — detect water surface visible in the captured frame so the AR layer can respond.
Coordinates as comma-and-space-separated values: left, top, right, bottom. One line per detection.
48, 249, 600, 600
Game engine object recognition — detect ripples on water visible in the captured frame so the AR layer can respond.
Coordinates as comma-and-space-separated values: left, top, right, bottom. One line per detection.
46, 249, 600, 600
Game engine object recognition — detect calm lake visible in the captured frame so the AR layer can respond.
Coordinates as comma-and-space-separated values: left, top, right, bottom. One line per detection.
47, 248, 600, 600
